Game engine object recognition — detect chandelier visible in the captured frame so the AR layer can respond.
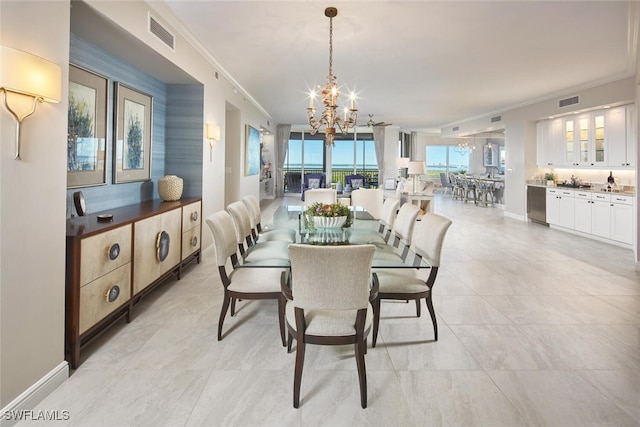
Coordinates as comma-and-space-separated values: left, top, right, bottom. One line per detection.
307, 7, 358, 146
454, 137, 476, 155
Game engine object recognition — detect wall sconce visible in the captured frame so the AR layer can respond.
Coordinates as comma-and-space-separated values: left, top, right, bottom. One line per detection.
206, 123, 220, 162
408, 160, 425, 194
1, 45, 61, 160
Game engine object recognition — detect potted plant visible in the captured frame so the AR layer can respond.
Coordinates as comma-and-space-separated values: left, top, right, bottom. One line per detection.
304, 202, 352, 230
544, 172, 555, 186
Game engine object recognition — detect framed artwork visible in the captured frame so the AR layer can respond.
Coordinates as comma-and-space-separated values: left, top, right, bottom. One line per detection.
113, 82, 153, 183
483, 144, 498, 167
67, 64, 108, 188
245, 124, 260, 176
384, 177, 397, 190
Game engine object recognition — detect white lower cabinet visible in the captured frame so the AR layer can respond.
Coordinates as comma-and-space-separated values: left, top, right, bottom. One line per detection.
573, 192, 592, 234
610, 195, 633, 244
591, 195, 612, 239
546, 188, 634, 246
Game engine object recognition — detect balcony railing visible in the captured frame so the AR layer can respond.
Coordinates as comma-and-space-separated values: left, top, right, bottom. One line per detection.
282, 168, 379, 193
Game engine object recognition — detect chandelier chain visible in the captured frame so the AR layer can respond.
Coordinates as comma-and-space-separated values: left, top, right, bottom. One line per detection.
328, 15, 333, 76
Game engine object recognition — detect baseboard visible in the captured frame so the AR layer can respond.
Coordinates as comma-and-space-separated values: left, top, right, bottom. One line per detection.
503, 211, 526, 222
0, 361, 69, 427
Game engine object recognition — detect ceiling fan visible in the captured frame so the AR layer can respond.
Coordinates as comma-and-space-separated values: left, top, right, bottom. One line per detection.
360, 114, 392, 127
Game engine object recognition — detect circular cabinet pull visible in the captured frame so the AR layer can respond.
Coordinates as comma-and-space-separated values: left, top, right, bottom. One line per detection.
108, 243, 120, 261
191, 211, 198, 222
105, 285, 120, 303
191, 236, 198, 247
156, 231, 170, 262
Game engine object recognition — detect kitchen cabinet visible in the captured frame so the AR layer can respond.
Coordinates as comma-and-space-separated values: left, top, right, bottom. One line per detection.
608, 105, 635, 168
537, 119, 562, 166
563, 112, 607, 167
545, 188, 634, 247
573, 191, 592, 234
546, 188, 560, 225
537, 105, 633, 168
610, 195, 633, 244
547, 188, 575, 228
591, 193, 612, 238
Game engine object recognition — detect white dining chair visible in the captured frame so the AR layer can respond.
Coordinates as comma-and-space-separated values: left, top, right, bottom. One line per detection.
205, 210, 287, 344
282, 244, 378, 408
373, 212, 452, 344
303, 188, 337, 207
242, 194, 296, 243
350, 188, 384, 219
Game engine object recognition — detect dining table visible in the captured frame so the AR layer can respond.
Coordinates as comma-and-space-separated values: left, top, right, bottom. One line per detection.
233, 205, 429, 270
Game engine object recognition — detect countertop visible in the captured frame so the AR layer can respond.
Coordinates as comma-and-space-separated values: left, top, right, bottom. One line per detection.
526, 182, 635, 196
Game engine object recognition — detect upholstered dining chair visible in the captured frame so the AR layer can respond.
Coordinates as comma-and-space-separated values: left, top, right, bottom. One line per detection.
302, 188, 337, 207
205, 210, 287, 344
374, 212, 452, 343
373, 202, 420, 263
282, 244, 378, 408
226, 201, 290, 263
348, 196, 400, 245
350, 188, 384, 219
242, 194, 296, 243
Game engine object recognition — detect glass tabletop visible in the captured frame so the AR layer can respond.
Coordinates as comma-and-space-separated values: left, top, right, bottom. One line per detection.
235, 205, 429, 270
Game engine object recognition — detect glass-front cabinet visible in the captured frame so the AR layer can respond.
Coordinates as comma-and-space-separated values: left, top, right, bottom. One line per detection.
560, 112, 607, 167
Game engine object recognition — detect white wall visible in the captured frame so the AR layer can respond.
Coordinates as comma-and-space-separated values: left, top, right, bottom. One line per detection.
0, 0, 274, 410
1, 1, 70, 407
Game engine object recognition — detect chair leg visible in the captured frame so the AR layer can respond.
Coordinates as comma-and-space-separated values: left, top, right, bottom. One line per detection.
425, 295, 438, 341
293, 335, 305, 408
372, 297, 380, 348
415, 299, 421, 317
217, 292, 231, 340
230, 297, 237, 316
278, 296, 286, 347
355, 339, 368, 409
287, 333, 293, 353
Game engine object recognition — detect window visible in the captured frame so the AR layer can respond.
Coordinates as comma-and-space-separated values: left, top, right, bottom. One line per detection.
425, 145, 471, 178
283, 131, 378, 192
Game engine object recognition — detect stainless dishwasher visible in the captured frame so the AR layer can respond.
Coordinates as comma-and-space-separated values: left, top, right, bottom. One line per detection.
527, 185, 547, 225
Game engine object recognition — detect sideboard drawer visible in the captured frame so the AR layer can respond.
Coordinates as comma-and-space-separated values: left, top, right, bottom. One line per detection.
80, 224, 132, 285
79, 263, 131, 334
182, 226, 201, 260
182, 200, 201, 231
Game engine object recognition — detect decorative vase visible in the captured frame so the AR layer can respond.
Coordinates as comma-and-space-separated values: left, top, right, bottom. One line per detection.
313, 215, 347, 229
158, 175, 183, 201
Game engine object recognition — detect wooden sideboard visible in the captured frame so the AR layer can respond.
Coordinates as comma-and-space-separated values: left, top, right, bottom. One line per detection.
65, 198, 202, 368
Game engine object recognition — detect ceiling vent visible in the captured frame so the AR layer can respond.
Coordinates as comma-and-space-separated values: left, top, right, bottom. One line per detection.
491, 115, 502, 123
558, 95, 579, 108
452, 126, 459, 132
149, 15, 175, 50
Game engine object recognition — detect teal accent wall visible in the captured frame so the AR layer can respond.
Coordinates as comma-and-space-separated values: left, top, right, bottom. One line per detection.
67, 33, 203, 215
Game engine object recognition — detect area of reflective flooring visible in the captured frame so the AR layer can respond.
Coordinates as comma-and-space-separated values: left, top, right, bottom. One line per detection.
19, 194, 640, 427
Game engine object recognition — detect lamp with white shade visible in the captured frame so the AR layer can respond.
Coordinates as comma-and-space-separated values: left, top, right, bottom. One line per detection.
1, 45, 62, 160
408, 161, 425, 194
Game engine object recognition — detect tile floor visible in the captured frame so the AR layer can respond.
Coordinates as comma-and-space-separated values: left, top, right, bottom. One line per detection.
18, 194, 640, 427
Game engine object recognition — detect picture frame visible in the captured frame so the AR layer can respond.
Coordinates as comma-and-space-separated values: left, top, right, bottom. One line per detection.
245, 124, 260, 176
483, 144, 498, 167
384, 177, 397, 190
113, 82, 153, 183
67, 64, 108, 188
